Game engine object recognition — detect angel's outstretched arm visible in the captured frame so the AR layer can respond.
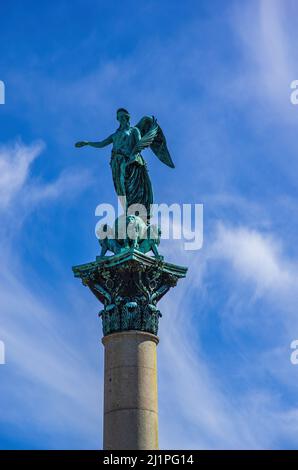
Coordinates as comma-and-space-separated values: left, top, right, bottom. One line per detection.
75, 134, 113, 148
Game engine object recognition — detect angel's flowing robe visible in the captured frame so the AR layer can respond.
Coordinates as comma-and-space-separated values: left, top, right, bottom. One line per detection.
110, 126, 153, 220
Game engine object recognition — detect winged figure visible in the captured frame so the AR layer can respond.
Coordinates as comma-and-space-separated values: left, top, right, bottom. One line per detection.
75, 108, 174, 221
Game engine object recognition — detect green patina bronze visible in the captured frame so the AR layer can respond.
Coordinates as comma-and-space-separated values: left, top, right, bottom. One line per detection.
73, 250, 187, 336
75, 108, 174, 219
73, 109, 187, 336
97, 214, 162, 259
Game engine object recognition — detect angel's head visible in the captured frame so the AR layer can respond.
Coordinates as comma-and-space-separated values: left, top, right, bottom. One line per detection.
116, 108, 130, 127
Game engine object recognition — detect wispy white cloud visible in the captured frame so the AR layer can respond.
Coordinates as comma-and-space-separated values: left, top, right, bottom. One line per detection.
23, 167, 92, 206
0, 139, 94, 252
158, 272, 298, 449
0, 267, 102, 448
0, 140, 93, 212
0, 140, 44, 209
155, 219, 298, 449
210, 223, 296, 295
231, 0, 298, 119
201, 222, 298, 339
0, 139, 100, 448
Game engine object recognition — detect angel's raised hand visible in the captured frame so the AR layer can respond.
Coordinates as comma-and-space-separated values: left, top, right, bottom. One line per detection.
75, 141, 88, 148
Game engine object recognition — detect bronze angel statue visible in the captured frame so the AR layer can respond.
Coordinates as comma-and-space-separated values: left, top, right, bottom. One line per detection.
75, 108, 174, 220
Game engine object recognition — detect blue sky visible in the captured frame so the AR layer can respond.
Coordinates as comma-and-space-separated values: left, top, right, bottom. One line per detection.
1, 0, 298, 449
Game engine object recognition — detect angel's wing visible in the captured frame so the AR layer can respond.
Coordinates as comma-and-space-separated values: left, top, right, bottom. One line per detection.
135, 116, 175, 168
131, 117, 159, 155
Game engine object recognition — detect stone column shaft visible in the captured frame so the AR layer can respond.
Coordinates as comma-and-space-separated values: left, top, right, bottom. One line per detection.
102, 331, 159, 450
